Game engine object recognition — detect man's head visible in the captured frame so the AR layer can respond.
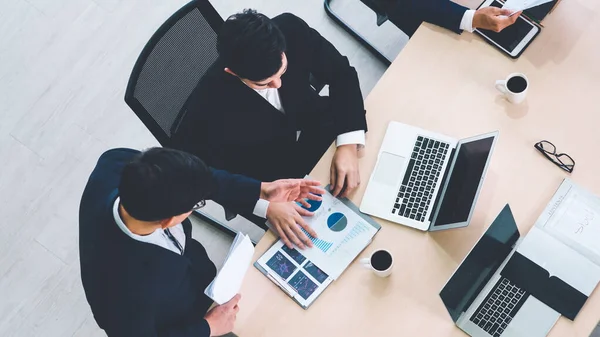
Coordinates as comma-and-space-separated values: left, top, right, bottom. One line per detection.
217, 9, 287, 89
118, 148, 213, 227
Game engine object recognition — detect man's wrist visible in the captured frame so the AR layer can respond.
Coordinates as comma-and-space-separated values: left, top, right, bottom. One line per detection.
259, 182, 270, 199
337, 143, 359, 153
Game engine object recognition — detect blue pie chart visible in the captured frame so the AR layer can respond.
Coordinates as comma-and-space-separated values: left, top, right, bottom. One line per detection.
327, 212, 347, 232
301, 194, 322, 212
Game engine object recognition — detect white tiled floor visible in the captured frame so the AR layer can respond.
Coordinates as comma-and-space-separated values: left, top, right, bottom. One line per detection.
0, 0, 405, 335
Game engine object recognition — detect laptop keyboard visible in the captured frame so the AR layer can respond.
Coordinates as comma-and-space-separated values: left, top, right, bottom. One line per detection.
470, 277, 529, 337
392, 136, 449, 222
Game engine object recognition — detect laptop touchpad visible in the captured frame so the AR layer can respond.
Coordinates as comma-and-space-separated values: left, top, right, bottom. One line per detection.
373, 152, 405, 188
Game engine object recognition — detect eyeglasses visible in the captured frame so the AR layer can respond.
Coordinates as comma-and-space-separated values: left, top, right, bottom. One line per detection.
192, 200, 206, 211
534, 140, 575, 173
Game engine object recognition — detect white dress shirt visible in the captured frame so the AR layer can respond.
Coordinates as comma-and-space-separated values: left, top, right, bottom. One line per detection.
460, 10, 477, 33
113, 197, 187, 255
114, 197, 270, 254
253, 87, 366, 147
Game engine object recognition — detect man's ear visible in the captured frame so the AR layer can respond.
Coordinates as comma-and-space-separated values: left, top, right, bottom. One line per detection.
224, 67, 237, 77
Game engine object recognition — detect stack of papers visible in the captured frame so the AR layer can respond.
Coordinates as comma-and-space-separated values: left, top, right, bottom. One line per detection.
205, 232, 254, 305
503, 0, 553, 11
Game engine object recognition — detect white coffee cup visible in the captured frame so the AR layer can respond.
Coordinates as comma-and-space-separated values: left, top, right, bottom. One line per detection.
360, 249, 393, 277
495, 73, 529, 104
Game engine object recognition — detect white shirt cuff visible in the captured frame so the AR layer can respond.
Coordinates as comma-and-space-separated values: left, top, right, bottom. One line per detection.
460, 9, 476, 33
336, 130, 366, 148
252, 199, 270, 218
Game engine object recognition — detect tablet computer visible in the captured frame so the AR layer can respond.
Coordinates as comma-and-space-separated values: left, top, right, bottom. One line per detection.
475, 0, 541, 58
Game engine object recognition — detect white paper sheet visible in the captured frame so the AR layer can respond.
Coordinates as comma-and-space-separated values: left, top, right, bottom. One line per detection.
535, 179, 600, 267
502, 0, 553, 11
205, 232, 254, 305
544, 191, 600, 262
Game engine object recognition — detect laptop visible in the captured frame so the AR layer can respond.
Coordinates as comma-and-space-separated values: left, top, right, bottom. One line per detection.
440, 204, 600, 337
360, 121, 498, 231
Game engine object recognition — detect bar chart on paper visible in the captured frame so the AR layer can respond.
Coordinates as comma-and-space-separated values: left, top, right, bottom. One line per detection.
329, 221, 371, 255
300, 227, 334, 253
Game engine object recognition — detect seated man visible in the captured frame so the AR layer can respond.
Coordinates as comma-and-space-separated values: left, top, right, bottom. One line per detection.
79, 147, 324, 336
173, 10, 367, 199
373, 0, 521, 37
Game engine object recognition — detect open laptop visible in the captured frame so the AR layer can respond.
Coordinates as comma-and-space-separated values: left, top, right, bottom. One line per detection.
360, 121, 498, 231
440, 204, 600, 337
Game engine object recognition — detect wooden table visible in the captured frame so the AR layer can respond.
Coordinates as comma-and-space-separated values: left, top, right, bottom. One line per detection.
235, 1, 600, 335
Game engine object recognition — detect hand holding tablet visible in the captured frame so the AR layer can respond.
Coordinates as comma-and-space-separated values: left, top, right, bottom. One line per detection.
475, 0, 541, 58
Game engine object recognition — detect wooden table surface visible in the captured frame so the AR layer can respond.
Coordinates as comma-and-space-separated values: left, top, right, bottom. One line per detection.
235, 1, 600, 335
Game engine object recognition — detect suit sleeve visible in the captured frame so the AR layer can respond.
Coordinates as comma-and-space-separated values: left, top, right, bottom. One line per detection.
281, 14, 367, 136
104, 305, 211, 337
208, 168, 261, 215
382, 0, 468, 35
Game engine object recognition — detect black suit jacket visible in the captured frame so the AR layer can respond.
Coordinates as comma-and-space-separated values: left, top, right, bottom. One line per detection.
375, 0, 469, 36
79, 148, 261, 337
172, 13, 367, 182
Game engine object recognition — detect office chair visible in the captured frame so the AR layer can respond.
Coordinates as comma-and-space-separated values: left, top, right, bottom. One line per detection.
324, 0, 392, 65
124, 0, 245, 238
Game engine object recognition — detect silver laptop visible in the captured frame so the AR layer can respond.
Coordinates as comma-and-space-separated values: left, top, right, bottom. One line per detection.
440, 204, 596, 337
360, 121, 498, 231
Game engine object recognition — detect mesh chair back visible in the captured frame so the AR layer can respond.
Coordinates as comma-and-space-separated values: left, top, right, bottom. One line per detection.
125, 0, 223, 146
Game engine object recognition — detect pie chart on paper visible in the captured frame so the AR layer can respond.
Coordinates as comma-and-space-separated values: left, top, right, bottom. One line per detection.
327, 212, 347, 232
301, 194, 322, 212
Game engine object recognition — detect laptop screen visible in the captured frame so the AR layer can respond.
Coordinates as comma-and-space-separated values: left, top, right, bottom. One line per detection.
439, 204, 520, 322
433, 135, 496, 228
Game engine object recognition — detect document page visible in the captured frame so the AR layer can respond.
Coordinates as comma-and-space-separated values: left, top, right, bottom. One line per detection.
535, 179, 600, 266
205, 233, 254, 304
503, 0, 553, 11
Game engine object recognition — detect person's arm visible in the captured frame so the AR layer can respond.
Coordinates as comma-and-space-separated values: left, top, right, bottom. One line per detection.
278, 14, 367, 197
282, 14, 366, 138
108, 303, 241, 337
374, 0, 466, 34
380, 0, 519, 35
208, 168, 262, 216
209, 168, 326, 216
411, 0, 469, 33
105, 306, 211, 337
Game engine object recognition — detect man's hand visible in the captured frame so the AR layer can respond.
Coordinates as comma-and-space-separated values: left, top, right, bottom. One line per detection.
205, 294, 241, 337
267, 202, 317, 249
261, 179, 326, 208
330, 144, 360, 198
473, 7, 522, 32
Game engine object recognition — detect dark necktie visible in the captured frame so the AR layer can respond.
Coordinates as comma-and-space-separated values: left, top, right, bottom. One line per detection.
164, 228, 183, 254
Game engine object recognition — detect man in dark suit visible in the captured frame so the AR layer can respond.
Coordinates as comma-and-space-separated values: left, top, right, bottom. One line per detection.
79, 147, 324, 336
373, 0, 521, 37
173, 10, 367, 202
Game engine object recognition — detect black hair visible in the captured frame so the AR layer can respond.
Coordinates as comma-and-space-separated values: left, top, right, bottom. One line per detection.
217, 9, 286, 81
118, 147, 213, 222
